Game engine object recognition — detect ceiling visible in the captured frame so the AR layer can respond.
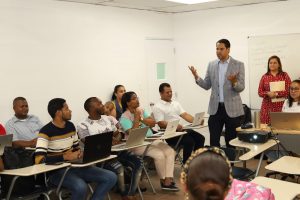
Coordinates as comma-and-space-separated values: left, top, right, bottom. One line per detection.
55, 0, 287, 13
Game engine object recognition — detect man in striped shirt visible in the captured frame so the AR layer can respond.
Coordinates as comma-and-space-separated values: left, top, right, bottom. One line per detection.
35, 98, 117, 200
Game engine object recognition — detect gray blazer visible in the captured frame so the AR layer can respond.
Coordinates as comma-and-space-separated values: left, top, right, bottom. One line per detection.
196, 57, 245, 118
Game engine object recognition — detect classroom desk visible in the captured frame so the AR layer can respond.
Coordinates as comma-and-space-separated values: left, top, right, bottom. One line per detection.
252, 176, 300, 199
236, 126, 300, 135
0, 163, 71, 200
265, 156, 300, 175
183, 123, 208, 130
111, 141, 151, 152
56, 155, 117, 196
229, 138, 278, 177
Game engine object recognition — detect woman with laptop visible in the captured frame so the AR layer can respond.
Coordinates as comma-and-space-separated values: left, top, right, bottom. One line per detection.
282, 79, 300, 112
120, 91, 179, 191
258, 55, 291, 124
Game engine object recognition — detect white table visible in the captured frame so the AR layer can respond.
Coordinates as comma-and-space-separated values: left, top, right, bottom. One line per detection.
111, 141, 151, 152
265, 156, 300, 175
229, 138, 278, 177
252, 176, 300, 199
0, 163, 71, 200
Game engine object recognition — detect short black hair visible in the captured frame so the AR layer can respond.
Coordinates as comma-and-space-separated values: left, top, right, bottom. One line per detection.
159, 83, 171, 93
84, 97, 97, 112
13, 97, 26, 106
216, 39, 231, 49
48, 98, 66, 119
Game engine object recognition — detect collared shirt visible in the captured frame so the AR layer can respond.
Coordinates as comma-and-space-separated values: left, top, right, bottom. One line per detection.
152, 99, 185, 122
5, 115, 43, 141
77, 115, 117, 139
218, 57, 230, 102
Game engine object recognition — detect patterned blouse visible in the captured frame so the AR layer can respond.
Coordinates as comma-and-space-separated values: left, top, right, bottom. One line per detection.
258, 72, 291, 124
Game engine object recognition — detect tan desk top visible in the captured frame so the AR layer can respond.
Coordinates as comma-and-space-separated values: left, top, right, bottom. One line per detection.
252, 176, 300, 200
265, 156, 300, 175
0, 163, 71, 176
229, 138, 278, 160
236, 126, 300, 135
70, 155, 117, 168
111, 141, 151, 152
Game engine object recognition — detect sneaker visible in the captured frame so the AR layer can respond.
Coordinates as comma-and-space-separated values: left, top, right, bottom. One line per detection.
160, 182, 180, 192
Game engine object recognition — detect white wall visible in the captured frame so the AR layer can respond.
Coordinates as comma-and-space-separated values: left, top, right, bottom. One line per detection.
173, 0, 300, 115
0, 0, 173, 125
2, 0, 300, 126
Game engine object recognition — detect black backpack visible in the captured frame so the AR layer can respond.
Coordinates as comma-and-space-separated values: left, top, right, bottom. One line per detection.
1, 147, 36, 197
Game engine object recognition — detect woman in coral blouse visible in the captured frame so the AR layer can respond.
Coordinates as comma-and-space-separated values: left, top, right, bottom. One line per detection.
258, 55, 291, 124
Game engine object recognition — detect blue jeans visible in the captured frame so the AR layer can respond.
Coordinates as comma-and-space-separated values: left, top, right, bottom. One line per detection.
49, 166, 117, 200
104, 151, 142, 196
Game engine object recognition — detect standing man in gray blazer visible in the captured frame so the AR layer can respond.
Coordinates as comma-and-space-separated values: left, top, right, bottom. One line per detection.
189, 39, 245, 147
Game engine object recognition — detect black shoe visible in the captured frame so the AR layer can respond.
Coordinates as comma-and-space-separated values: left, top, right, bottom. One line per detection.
160, 183, 179, 192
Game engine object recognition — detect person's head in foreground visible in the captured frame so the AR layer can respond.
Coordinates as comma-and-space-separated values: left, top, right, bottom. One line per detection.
181, 147, 233, 200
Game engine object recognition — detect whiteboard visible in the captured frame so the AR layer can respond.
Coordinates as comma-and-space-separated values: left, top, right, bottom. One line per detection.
248, 33, 300, 110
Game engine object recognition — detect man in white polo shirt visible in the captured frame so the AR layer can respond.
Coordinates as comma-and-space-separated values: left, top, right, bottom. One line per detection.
152, 83, 205, 164
5, 97, 43, 148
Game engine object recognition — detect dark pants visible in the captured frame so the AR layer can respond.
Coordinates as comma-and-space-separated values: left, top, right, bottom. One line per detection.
166, 129, 205, 163
208, 103, 241, 148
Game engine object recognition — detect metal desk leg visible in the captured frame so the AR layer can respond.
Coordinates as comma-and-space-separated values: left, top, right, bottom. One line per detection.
142, 144, 156, 194
255, 152, 265, 177
56, 167, 71, 195
5, 175, 19, 200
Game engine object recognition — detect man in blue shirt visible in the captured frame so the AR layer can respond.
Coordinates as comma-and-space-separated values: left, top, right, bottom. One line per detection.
5, 97, 43, 148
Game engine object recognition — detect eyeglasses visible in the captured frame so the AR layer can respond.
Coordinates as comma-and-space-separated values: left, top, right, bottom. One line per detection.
290, 87, 300, 91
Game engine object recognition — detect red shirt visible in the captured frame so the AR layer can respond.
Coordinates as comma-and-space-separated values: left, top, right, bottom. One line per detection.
0, 124, 6, 135
258, 72, 291, 124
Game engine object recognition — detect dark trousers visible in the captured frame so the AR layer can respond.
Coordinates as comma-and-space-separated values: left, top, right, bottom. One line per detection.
208, 103, 241, 148
166, 129, 205, 163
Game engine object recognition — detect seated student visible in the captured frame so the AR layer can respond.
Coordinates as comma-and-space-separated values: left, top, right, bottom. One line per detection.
120, 91, 179, 191
152, 83, 205, 164
35, 98, 117, 200
5, 97, 43, 148
282, 79, 300, 112
0, 124, 6, 135
181, 147, 275, 200
77, 97, 142, 200
104, 101, 117, 118
111, 85, 126, 120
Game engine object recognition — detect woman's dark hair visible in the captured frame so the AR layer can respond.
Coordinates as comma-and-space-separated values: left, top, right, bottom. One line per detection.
288, 79, 300, 107
266, 55, 283, 75
186, 151, 230, 200
121, 91, 136, 113
111, 85, 124, 100
48, 98, 66, 119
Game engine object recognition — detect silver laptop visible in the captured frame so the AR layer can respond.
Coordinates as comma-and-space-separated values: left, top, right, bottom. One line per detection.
149, 119, 180, 138
270, 112, 300, 130
184, 112, 205, 127
112, 127, 148, 149
0, 134, 13, 155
